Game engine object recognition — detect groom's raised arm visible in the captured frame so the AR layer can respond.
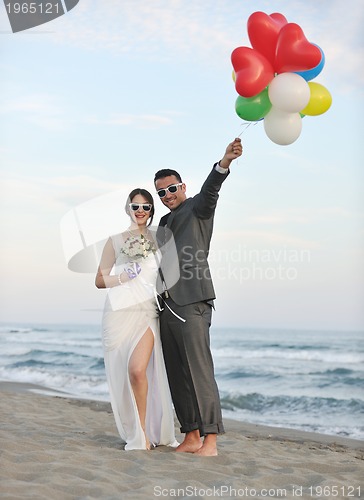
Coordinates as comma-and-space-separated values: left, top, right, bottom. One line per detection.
193, 138, 243, 219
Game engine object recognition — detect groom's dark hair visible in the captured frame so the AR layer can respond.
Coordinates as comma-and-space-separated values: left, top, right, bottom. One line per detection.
154, 169, 182, 184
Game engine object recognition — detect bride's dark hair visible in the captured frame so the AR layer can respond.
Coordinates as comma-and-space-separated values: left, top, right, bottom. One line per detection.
125, 188, 155, 226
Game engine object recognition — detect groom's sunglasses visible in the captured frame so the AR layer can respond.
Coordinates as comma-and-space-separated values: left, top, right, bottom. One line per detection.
156, 183, 183, 198
129, 203, 153, 212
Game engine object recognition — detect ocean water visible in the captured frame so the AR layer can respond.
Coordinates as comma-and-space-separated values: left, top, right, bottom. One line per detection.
0, 323, 363, 440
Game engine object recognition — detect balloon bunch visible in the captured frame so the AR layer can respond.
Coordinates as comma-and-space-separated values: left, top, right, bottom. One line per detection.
231, 12, 332, 145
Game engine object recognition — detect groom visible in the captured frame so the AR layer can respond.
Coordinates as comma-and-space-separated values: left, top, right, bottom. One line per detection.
154, 138, 243, 456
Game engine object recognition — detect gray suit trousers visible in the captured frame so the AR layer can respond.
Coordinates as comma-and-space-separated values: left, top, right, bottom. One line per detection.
160, 298, 225, 436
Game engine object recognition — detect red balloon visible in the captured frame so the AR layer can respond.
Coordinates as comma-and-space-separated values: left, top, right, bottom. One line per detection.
247, 11, 288, 67
275, 23, 322, 73
231, 46, 275, 98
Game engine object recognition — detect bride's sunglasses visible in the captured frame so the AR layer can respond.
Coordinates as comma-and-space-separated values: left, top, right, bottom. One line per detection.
156, 183, 183, 198
129, 203, 152, 212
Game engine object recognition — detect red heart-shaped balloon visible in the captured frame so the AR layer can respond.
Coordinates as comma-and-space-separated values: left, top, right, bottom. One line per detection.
248, 11, 288, 67
275, 23, 322, 73
231, 46, 274, 98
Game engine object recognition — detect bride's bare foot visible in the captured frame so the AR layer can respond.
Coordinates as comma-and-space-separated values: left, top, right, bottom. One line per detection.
144, 433, 152, 450
175, 430, 202, 453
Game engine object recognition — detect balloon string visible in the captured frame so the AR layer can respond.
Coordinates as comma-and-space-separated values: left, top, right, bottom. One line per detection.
237, 121, 259, 137
235, 122, 259, 165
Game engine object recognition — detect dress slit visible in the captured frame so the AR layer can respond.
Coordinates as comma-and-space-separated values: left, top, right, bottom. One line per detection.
101, 238, 177, 450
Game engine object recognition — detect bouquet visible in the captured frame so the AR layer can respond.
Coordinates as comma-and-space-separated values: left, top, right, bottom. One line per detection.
120, 234, 157, 261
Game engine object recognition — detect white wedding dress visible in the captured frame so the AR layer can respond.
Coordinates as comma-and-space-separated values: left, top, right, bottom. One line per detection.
102, 233, 178, 450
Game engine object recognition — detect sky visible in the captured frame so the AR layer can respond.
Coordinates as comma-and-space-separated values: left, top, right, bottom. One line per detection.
0, 0, 363, 331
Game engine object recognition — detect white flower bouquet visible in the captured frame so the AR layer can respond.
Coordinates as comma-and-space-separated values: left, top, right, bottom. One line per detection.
120, 234, 156, 261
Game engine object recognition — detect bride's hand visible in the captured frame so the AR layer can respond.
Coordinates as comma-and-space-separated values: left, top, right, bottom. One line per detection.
125, 262, 141, 280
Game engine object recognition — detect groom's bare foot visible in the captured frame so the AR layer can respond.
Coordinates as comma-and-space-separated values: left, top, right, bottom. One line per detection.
194, 443, 218, 456
194, 434, 218, 456
175, 440, 202, 453
175, 430, 202, 453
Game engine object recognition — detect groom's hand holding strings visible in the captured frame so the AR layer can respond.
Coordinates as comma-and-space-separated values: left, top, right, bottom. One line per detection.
219, 138, 243, 169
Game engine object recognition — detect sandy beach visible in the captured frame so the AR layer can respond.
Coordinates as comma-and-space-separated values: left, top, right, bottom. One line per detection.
1, 381, 363, 500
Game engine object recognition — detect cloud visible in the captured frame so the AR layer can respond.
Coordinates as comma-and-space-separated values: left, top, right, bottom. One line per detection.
45, 0, 364, 89
84, 113, 173, 129
2, 0, 363, 91
245, 207, 362, 226
213, 229, 319, 250
0, 173, 130, 212
320, 206, 364, 218
0, 89, 174, 131
307, 0, 364, 88
0, 93, 67, 130
247, 214, 309, 225
50, 0, 237, 60
47, 175, 132, 206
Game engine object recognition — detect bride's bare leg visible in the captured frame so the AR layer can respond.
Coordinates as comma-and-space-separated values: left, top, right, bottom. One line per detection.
128, 327, 154, 449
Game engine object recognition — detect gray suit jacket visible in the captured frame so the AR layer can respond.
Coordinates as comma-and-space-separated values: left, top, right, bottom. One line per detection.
156, 165, 230, 306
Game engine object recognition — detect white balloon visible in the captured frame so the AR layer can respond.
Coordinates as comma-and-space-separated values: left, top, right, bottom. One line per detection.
264, 107, 302, 145
268, 73, 310, 113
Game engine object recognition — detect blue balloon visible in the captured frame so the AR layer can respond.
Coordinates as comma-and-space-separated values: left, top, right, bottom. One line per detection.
295, 45, 325, 82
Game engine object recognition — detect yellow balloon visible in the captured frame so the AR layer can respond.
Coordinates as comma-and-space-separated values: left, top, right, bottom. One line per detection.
232, 70, 236, 82
301, 82, 332, 116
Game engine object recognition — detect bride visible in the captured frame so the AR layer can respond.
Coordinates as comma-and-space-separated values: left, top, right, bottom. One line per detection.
95, 188, 178, 450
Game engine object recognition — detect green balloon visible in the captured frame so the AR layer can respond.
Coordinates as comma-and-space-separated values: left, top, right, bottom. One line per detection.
235, 88, 272, 121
